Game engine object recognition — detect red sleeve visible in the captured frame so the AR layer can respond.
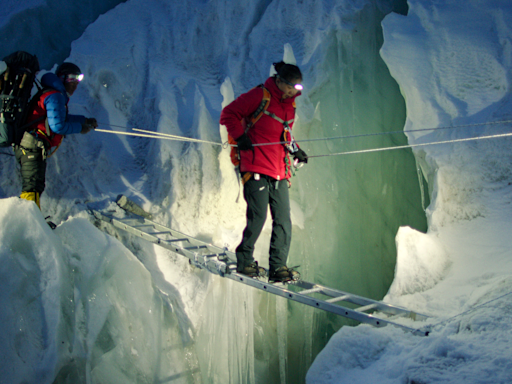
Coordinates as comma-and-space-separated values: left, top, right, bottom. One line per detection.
220, 87, 264, 140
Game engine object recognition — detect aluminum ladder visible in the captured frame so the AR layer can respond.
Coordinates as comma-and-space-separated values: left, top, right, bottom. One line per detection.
88, 207, 430, 336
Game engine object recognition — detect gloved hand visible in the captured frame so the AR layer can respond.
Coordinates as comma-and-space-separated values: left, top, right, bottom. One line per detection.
81, 118, 98, 134
236, 132, 253, 151
87, 118, 98, 128
293, 148, 308, 164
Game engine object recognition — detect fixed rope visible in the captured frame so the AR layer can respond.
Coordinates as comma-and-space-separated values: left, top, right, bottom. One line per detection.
4, 118, 512, 157
245, 118, 512, 148
306, 132, 512, 158
95, 119, 512, 157
422, 289, 512, 334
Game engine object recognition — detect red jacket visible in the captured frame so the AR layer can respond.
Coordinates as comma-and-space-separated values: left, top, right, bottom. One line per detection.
220, 77, 300, 180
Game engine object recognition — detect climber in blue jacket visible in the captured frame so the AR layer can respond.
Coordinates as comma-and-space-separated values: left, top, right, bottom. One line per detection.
15, 62, 97, 218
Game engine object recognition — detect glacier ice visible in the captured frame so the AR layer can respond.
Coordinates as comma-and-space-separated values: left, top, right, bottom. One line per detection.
0, 0, 430, 383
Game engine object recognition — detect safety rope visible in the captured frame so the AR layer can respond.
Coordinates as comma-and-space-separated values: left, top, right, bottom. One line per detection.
96, 119, 512, 156
306, 132, 512, 159
230, 118, 512, 148
133, 128, 225, 146
422, 288, 512, 333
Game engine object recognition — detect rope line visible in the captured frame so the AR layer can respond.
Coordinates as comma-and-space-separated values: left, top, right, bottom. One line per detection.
133, 128, 224, 146
423, 289, 512, 333
98, 119, 512, 148
300, 118, 512, 144
95, 128, 223, 145
95, 129, 177, 140
307, 132, 512, 158
95, 120, 512, 157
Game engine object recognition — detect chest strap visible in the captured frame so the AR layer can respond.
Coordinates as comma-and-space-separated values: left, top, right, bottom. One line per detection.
263, 110, 294, 126
263, 110, 298, 153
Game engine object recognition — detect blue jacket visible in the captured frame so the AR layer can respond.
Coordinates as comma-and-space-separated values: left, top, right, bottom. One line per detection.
40, 72, 85, 135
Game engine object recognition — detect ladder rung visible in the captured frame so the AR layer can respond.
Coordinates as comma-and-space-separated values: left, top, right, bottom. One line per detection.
116, 217, 141, 222
356, 303, 378, 313
161, 238, 189, 243
325, 294, 352, 303
299, 287, 324, 295
387, 312, 408, 321
184, 245, 208, 250
132, 224, 154, 228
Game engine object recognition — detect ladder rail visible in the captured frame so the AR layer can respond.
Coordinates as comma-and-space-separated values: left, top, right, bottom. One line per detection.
90, 210, 234, 275
88, 208, 429, 336
225, 272, 428, 337
290, 281, 428, 320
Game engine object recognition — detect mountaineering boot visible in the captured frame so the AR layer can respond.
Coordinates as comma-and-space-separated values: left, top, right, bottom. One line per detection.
269, 266, 300, 282
238, 261, 266, 278
45, 216, 57, 230
47, 221, 57, 230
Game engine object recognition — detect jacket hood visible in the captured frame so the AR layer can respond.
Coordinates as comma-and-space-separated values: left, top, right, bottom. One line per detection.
41, 72, 68, 98
264, 76, 301, 104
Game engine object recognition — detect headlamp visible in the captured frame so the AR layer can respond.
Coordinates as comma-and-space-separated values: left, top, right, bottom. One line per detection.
278, 75, 303, 91
65, 73, 84, 83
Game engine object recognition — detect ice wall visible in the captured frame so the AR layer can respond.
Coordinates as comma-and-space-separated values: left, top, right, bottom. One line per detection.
380, 0, 512, 309
0, 198, 199, 384
307, 2, 512, 381
0, 0, 128, 68
0, 0, 428, 383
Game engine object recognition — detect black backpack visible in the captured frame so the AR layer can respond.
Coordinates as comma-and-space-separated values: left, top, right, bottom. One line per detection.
0, 51, 40, 147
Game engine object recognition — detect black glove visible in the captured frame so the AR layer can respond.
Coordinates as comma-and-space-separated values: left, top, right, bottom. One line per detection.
236, 132, 253, 151
81, 118, 98, 134
293, 148, 308, 164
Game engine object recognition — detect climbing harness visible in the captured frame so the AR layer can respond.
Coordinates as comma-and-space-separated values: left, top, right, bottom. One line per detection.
263, 110, 298, 153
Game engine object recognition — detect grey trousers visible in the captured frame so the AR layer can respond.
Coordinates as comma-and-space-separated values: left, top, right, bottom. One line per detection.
14, 134, 48, 194
236, 174, 292, 273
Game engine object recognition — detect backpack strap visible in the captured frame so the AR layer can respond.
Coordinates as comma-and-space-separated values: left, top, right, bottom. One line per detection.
17, 87, 52, 133
245, 85, 271, 132
228, 85, 272, 168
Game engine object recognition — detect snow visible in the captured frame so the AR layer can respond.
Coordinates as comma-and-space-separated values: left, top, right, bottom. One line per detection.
1, 0, 512, 383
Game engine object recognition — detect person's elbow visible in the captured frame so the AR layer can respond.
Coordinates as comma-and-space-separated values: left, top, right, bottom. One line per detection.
49, 119, 83, 135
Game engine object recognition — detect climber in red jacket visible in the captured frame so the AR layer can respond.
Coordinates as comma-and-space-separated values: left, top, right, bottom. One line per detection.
220, 61, 308, 282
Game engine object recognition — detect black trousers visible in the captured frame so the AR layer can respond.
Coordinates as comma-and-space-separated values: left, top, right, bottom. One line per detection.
236, 174, 292, 273
15, 145, 47, 194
